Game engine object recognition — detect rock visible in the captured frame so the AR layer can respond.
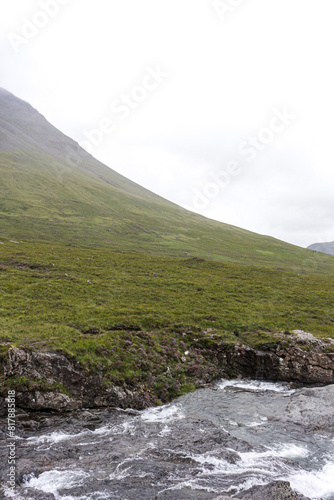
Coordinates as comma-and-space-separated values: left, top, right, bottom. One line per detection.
217, 334, 334, 386
284, 384, 334, 432
0, 396, 6, 416
236, 480, 309, 499
19, 490, 55, 499
15, 410, 29, 419
1, 330, 333, 412
21, 420, 39, 430
1, 348, 154, 411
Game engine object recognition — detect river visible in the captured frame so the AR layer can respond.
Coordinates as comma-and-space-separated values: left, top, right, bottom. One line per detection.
2, 379, 334, 499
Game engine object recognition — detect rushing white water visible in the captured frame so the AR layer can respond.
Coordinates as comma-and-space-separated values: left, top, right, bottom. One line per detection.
289, 462, 334, 499
3, 379, 334, 499
217, 378, 296, 394
25, 420, 135, 451
140, 403, 185, 423
24, 470, 90, 497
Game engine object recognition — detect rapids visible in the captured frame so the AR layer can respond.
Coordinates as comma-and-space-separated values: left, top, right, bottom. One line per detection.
1, 379, 334, 499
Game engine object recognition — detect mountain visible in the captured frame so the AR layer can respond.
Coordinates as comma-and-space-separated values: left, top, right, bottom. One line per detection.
0, 87, 330, 270
307, 241, 334, 256
1, 88, 334, 411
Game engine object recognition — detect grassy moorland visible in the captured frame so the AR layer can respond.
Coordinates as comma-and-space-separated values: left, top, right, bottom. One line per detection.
1, 237, 334, 400
1, 88, 334, 402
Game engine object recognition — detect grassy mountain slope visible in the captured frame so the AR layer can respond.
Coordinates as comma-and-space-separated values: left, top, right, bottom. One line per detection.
1, 87, 332, 272
1, 88, 334, 405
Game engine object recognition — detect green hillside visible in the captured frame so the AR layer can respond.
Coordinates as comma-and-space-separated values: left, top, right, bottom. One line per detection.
1, 237, 334, 403
0, 88, 332, 272
1, 88, 334, 405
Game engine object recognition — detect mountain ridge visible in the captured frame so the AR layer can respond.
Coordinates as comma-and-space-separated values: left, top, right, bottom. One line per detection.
0, 87, 166, 202
0, 87, 331, 271
307, 241, 334, 256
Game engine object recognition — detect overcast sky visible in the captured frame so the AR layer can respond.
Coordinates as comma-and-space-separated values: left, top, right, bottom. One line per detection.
1, 0, 333, 248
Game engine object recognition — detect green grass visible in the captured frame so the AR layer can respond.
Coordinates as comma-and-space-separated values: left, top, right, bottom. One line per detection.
1, 92, 334, 404
1, 239, 333, 344
1, 150, 334, 272
1, 237, 334, 401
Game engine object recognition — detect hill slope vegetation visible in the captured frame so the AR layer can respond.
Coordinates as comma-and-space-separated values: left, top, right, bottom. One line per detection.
0, 87, 331, 271
1, 88, 334, 406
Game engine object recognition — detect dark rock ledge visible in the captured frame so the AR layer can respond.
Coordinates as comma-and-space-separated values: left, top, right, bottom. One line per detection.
1, 330, 333, 412
214, 480, 309, 499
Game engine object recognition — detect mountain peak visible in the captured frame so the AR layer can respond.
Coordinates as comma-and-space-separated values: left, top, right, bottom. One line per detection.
307, 241, 334, 256
0, 87, 19, 97
0, 87, 31, 105
0, 89, 325, 268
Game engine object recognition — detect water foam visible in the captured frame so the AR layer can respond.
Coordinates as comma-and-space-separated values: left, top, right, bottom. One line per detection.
274, 443, 310, 459
218, 378, 295, 394
27, 430, 85, 447
158, 425, 172, 436
289, 461, 334, 499
26, 421, 133, 449
159, 479, 219, 495
141, 403, 184, 423
23, 469, 89, 498
239, 443, 309, 462
245, 415, 268, 427
109, 465, 132, 481
185, 442, 309, 481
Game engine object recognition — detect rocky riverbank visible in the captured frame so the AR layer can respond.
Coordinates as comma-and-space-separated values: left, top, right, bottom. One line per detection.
1, 330, 334, 412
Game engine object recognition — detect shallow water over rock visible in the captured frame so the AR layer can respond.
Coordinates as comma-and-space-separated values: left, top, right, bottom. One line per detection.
1, 379, 334, 499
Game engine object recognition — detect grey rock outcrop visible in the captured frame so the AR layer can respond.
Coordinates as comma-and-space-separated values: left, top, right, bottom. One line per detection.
214, 481, 309, 499
2, 347, 153, 411
218, 331, 334, 386
284, 384, 334, 432
1, 331, 333, 412
235, 480, 309, 499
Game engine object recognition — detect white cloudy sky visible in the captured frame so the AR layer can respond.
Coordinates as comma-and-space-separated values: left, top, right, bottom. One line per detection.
1, 0, 333, 247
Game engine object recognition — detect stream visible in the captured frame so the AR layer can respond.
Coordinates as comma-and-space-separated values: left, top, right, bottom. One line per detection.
1, 379, 334, 499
